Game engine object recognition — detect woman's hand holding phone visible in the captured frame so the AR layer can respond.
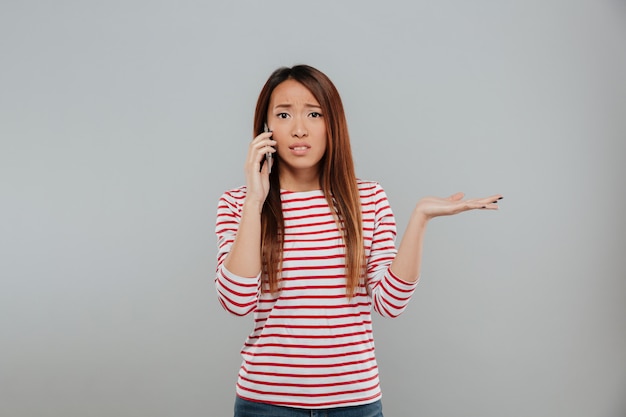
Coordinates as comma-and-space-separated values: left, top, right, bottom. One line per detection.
244, 128, 276, 211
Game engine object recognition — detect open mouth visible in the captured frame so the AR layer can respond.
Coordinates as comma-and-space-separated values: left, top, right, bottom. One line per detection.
288, 143, 311, 155
289, 143, 311, 150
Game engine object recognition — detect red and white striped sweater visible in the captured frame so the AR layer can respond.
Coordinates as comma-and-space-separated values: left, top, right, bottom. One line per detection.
215, 180, 418, 409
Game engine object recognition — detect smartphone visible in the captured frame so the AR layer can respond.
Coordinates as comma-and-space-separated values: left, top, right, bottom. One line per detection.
263, 123, 272, 174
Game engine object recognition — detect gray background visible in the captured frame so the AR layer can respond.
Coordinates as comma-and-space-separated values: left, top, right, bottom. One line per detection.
1, 1, 625, 416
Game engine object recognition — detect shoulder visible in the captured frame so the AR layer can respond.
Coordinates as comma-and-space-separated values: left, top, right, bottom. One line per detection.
357, 179, 387, 200
218, 185, 247, 212
357, 179, 394, 220
221, 185, 247, 199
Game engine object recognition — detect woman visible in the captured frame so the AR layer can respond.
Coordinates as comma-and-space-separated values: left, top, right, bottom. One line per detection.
215, 64, 502, 417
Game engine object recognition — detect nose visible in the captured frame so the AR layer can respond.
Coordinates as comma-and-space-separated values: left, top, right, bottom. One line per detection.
291, 117, 308, 138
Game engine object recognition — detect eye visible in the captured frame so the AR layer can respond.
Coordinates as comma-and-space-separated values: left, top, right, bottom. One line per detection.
309, 112, 323, 118
277, 112, 289, 119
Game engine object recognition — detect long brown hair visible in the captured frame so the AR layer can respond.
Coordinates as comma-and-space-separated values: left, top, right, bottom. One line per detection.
253, 65, 364, 297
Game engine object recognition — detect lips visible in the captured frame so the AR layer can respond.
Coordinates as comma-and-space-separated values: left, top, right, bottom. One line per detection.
288, 142, 311, 156
288, 142, 311, 150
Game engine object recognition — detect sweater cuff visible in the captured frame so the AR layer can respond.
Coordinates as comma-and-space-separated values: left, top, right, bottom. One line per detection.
221, 265, 262, 286
388, 268, 420, 290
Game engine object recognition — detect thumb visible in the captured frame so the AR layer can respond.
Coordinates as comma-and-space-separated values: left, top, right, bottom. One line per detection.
449, 192, 464, 201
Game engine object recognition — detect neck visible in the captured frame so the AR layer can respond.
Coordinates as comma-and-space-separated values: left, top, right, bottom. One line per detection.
279, 167, 321, 192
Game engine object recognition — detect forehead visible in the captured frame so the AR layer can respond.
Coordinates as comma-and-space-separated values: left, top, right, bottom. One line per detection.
269, 79, 320, 106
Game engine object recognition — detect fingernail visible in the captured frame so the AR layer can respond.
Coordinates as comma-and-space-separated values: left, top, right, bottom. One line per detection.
498, 197, 503, 200
481, 206, 487, 209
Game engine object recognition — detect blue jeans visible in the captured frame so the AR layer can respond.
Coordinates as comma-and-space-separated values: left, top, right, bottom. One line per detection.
234, 396, 384, 417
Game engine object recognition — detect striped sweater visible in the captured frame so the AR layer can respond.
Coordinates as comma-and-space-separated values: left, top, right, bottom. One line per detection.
214, 180, 418, 409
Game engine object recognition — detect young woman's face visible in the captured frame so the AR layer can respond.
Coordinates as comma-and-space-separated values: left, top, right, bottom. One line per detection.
266, 79, 327, 184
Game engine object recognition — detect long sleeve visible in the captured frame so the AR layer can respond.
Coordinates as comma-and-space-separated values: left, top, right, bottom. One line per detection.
361, 182, 419, 318
216, 183, 417, 408
214, 187, 260, 316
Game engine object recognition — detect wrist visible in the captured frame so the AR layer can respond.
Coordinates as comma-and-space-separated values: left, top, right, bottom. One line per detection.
412, 205, 431, 226
242, 198, 265, 215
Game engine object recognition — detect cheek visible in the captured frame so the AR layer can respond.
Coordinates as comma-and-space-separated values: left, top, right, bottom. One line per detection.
318, 133, 328, 150
273, 136, 290, 156
316, 126, 328, 144
273, 134, 288, 150
272, 124, 290, 137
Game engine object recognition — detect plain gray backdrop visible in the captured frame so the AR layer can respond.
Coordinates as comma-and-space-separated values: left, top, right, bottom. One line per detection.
1, 1, 625, 416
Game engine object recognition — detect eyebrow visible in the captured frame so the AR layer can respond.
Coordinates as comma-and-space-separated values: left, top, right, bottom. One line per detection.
273, 103, 322, 109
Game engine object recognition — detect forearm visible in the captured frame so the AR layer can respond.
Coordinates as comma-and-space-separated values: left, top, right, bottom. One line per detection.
223, 200, 264, 278
389, 209, 428, 283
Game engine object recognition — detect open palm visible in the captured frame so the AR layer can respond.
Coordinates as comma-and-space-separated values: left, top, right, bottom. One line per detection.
416, 192, 503, 220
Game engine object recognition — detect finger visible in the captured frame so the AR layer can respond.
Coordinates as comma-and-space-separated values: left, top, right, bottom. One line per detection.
449, 192, 464, 201
258, 145, 276, 162
463, 194, 502, 207
480, 195, 503, 205
250, 136, 276, 151
477, 197, 502, 209
248, 141, 276, 164
452, 196, 491, 211
251, 131, 274, 143
251, 139, 276, 154
253, 141, 276, 152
